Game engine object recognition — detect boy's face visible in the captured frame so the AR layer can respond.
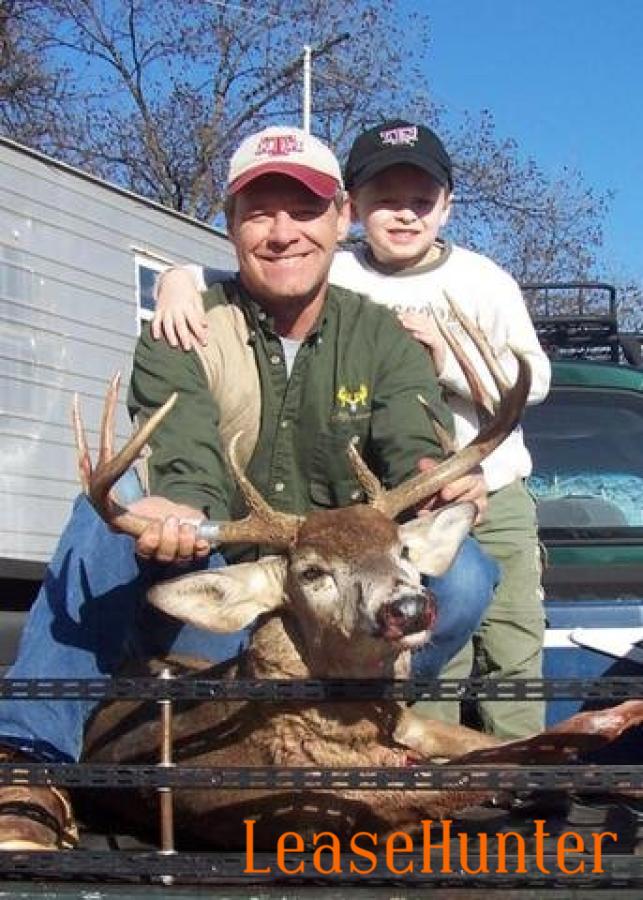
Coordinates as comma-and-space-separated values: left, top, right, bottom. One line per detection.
351, 164, 452, 270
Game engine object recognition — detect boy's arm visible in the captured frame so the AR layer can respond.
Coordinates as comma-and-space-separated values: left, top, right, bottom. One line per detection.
152, 264, 234, 351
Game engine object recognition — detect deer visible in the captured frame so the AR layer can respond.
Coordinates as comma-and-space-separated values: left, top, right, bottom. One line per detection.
73, 299, 643, 850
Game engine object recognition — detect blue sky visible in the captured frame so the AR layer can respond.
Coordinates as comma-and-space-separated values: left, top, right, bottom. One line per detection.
412, 0, 643, 284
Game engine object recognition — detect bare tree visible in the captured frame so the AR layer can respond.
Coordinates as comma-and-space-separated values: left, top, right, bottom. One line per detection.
0, 0, 75, 145
1, 0, 433, 218
1, 0, 633, 303
442, 110, 611, 284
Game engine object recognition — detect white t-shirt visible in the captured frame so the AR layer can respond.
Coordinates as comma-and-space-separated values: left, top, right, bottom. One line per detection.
185, 241, 551, 492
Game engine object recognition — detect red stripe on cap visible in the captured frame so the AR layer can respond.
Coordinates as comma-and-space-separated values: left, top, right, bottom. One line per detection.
229, 162, 340, 199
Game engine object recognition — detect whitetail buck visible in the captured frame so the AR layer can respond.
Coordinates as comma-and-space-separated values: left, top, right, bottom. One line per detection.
74, 299, 643, 849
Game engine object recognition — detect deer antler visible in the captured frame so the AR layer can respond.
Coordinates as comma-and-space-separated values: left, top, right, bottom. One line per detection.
73, 378, 302, 550
213, 433, 302, 548
72, 373, 178, 539
344, 297, 532, 521
377, 354, 530, 520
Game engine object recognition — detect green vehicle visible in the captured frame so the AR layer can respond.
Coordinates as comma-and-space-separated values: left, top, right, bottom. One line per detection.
521, 283, 643, 740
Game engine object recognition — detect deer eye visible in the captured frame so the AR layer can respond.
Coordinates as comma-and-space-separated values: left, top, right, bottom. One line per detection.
401, 545, 411, 561
300, 565, 328, 583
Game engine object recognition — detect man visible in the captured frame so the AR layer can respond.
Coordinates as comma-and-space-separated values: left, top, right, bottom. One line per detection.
0, 126, 493, 850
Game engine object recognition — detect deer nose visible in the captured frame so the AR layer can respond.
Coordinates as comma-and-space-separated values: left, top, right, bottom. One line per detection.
376, 591, 436, 640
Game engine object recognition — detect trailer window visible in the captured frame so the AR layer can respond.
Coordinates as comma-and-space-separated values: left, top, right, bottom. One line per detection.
524, 386, 643, 534
134, 254, 169, 332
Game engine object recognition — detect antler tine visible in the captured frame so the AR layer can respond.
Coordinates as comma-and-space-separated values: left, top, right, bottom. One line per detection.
432, 308, 495, 420
444, 291, 511, 396
213, 432, 302, 548
72, 378, 178, 538
97, 371, 119, 467
379, 352, 532, 521
417, 394, 457, 456
72, 393, 92, 494
347, 441, 386, 506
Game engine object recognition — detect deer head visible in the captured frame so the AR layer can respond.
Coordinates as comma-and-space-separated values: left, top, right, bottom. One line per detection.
72, 297, 531, 677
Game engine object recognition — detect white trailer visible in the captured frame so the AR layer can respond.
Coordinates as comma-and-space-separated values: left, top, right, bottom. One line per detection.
0, 137, 236, 582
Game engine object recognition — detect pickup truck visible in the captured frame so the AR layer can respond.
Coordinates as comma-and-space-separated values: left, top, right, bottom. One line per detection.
521, 283, 643, 745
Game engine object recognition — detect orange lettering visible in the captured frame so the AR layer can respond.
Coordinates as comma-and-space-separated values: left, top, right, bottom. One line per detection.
556, 830, 584, 875
385, 830, 413, 875
349, 831, 378, 874
591, 831, 618, 873
458, 832, 489, 874
243, 819, 271, 874
496, 831, 527, 874
276, 831, 304, 874
534, 819, 551, 874
312, 830, 342, 875
421, 819, 452, 873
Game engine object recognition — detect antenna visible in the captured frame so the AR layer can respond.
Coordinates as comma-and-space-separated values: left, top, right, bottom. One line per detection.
302, 45, 312, 133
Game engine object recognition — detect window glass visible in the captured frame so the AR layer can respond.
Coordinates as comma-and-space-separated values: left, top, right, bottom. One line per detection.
138, 266, 158, 315
134, 254, 168, 331
524, 387, 643, 531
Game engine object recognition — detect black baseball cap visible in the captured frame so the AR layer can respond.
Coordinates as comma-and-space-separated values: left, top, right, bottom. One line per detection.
344, 119, 453, 192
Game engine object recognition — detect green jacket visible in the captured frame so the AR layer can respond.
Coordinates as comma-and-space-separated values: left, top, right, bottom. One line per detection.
128, 278, 453, 523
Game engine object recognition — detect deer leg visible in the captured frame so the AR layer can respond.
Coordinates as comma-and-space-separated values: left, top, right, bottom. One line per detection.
393, 706, 500, 760
454, 700, 643, 766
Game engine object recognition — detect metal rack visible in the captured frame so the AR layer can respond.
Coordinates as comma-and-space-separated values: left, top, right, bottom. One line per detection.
521, 281, 642, 365
0, 675, 641, 887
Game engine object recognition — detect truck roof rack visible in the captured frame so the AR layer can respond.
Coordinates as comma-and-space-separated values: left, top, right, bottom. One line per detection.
521, 281, 642, 366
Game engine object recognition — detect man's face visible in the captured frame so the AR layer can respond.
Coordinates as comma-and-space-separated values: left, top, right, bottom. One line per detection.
351, 165, 452, 270
228, 175, 350, 308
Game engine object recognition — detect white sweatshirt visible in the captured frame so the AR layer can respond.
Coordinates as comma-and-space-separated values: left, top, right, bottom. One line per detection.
183, 240, 550, 492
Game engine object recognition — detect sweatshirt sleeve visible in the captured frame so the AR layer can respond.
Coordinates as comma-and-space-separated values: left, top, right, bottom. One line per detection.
127, 323, 234, 520
438, 271, 551, 407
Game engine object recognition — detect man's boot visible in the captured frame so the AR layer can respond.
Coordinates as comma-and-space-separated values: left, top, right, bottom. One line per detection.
0, 748, 78, 849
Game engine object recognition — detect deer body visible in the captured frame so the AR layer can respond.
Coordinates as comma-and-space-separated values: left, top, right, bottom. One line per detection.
83, 517, 496, 849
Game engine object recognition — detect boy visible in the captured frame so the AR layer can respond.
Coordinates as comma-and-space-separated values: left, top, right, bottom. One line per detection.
154, 120, 551, 738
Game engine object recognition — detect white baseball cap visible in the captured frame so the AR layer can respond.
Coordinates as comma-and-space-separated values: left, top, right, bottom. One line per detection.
227, 126, 343, 199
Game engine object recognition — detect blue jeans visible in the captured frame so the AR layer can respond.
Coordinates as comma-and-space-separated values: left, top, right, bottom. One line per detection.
0, 497, 497, 762
418, 536, 499, 677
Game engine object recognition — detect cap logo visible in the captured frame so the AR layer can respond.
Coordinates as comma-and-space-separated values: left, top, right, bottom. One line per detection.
379, 125, 418, 147
255, 134, 304, 158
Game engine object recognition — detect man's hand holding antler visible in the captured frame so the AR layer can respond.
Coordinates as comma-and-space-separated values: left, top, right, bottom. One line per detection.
128, 497, 211, 563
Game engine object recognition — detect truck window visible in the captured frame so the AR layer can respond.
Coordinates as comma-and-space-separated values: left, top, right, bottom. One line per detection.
524, 386, 643, 533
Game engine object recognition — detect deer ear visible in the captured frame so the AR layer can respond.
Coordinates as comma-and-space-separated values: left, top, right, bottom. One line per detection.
147, 557, 288, 632
398, 502, 476, 577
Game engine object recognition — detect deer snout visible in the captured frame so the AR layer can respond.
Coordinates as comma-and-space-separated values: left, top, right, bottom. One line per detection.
375, 591, 436, 642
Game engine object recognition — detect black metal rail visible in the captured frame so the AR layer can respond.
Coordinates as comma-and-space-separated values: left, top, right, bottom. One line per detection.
1, 762, 641, 792
0, 675, 641, 701
0, 850, 641, 886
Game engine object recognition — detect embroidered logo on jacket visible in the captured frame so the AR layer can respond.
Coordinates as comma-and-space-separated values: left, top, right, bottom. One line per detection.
337, 384, 369, 413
